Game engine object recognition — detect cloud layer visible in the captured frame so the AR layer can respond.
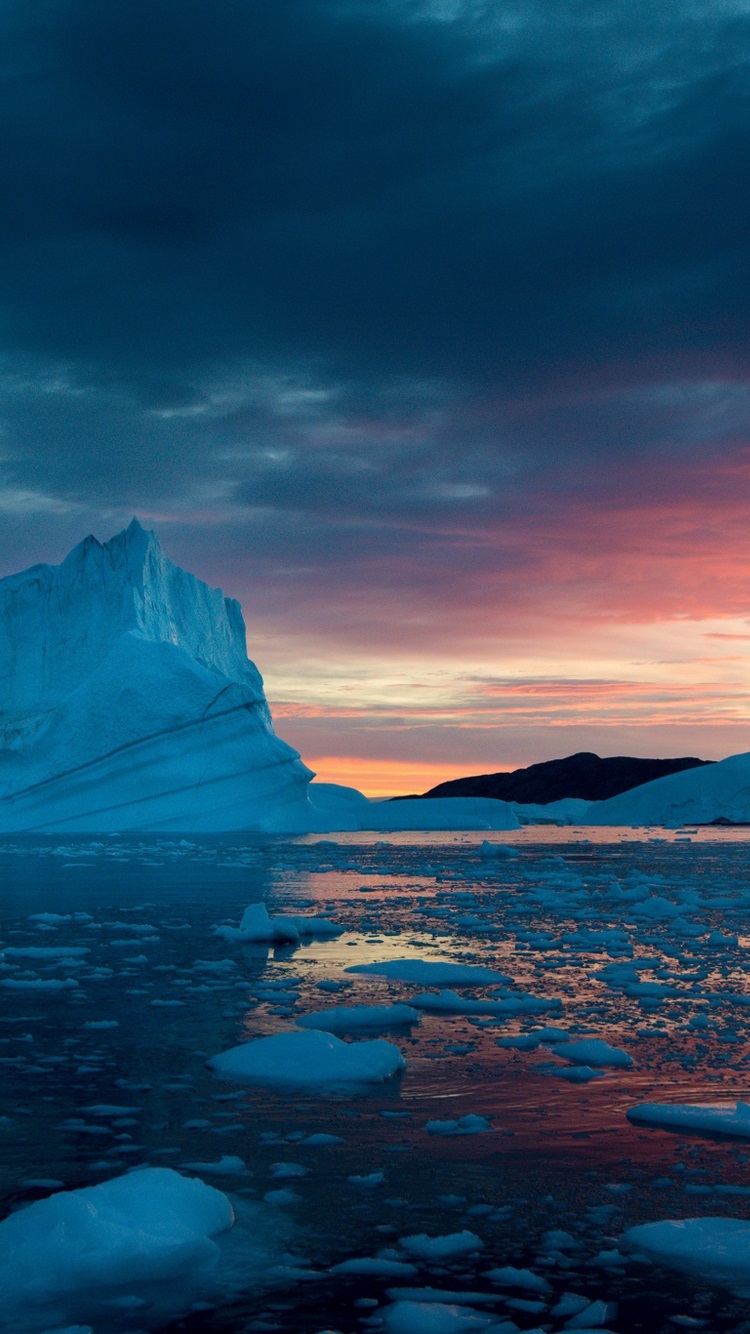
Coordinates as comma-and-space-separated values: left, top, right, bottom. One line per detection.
1, 0, 749, 786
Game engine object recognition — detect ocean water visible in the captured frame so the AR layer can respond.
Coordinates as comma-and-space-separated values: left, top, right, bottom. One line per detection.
3, 829, 750, 1332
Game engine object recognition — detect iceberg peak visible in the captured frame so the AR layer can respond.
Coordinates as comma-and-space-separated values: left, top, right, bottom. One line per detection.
0, 521, 317, 832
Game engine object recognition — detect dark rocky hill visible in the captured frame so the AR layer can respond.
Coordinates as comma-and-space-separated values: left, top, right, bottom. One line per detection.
393, 751, 713, 805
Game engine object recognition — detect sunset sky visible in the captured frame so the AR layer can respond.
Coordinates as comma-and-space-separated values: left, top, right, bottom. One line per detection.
1, 1, 750, 794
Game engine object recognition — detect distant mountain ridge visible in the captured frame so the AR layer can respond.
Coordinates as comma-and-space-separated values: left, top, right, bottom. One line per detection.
393, 751, 713, 806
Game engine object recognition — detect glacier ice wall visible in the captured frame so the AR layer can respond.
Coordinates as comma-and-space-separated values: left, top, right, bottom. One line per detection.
0, 520, 318, 832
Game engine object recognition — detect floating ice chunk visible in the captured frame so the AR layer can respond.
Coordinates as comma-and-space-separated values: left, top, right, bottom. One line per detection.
483, 1266, 550, 1294
348, 1172, 385, 1188
263, 1189, 301, 1206
208, 1029, 406, 1087
553, 1039, 634, 1069
398, 1231, 484, 1260
551, 1293, 590, 1317
270, 1162, 308, 1179
331, 1257, 418, 1277
215, 903, 342, 943
622, 1216, 750, 1294
542, 1065, 606, 1083
426, 1115, 492, 1136
214, 903, 300, 944
301, 1133, 344, 1146
296, 1003, 420, 1033
382, 1299, 496, 1333
345, 960, 510, 985
478, 842, 519, 858
565, 1299, 617, 1328
627, 1101, 750, 1138
181, 1157, 247, 1175
0, 1168, 233, 1309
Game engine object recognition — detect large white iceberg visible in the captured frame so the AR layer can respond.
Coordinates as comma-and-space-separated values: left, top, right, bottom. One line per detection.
0, 520, 320, 833
586, 751, 750, 826
0, 521, 522, 833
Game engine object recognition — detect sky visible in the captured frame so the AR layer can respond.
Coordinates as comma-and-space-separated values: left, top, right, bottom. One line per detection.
1, 0, 750, 794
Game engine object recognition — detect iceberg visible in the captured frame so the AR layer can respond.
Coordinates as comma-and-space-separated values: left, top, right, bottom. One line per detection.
586, 750, 750, 826
0, 520, 319, 833
0, 520, 521, 833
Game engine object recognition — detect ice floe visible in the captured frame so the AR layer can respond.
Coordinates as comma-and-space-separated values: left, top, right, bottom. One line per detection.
622, 1216, 750, 1294
208, 1028, 406, 1087
627, 1100, 750, 1137
0, 1168, 233, 1314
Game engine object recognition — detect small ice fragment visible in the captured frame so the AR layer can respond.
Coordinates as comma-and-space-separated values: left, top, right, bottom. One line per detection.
263, 1188, 301, 1206
484, 1266, 550, 1294
331, 1257, 418, 1277
564, 1299, 617, 1328
553, 1039, 634, 1069
398, 1231, 483, 1260
348, 1172, 385, 1188
270, 1162, 308, 1179
181, 1156, 246, 1175
426, 1116, 492, 1137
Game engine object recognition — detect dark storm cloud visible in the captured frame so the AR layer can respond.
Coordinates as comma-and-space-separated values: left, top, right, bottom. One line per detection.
1, 0, 749, 387
1, 0, 750, 638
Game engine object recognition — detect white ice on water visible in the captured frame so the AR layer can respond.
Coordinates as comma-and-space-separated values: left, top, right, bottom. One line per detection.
0, 1168, 233, 1309
622, 1216, 750, 1294
214, 901, 343, 944
627, 1100, 750, 1137
207, 1028, 406, 1086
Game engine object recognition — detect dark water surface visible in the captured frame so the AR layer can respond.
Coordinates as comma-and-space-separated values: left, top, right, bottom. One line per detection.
3, 829, 750, 1332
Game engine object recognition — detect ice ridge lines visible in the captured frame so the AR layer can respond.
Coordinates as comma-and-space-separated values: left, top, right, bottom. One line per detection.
0, 699, 277, 802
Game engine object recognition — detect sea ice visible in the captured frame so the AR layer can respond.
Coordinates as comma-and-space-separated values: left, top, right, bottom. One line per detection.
208, 1028, 406, 1087
627, 1100, 750, 1138
587, 750, 750, 827
622, 1216, 750, 1294
381, 1301, 499, 1333
552, 1039, 634, 1069
0, 1168, 233, 1308
425, 1115, 492, 1136
398, 1231, 484, 1260
0, 521, 320, 833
